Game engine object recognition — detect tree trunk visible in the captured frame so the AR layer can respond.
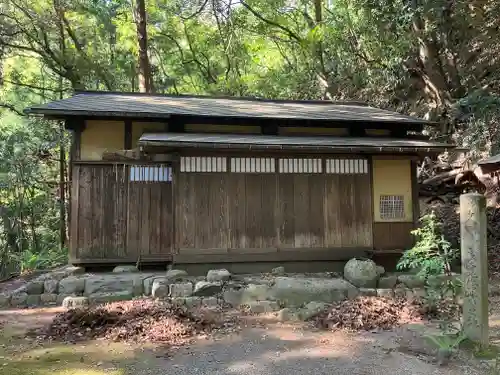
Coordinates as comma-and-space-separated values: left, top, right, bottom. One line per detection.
133, 0, 154, 93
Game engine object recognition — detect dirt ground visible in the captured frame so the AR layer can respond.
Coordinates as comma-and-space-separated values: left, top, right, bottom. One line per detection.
0, 305, 492, 375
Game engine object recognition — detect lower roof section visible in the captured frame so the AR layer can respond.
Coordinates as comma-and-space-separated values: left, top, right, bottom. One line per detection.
138, 132, 453, 154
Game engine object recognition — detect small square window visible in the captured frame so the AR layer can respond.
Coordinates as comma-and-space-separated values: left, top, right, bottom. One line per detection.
379, 195, 405, 220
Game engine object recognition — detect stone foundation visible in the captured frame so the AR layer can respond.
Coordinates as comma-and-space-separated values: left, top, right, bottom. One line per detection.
0, 262, 452, 316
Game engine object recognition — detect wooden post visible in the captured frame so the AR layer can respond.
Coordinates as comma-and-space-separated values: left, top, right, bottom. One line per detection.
460, 193, 488, 345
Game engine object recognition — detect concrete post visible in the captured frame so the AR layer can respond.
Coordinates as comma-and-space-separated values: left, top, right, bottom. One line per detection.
460, 193, 488, 345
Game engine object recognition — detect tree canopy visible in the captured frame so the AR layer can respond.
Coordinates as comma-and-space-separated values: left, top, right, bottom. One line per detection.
0, 0, 499, 272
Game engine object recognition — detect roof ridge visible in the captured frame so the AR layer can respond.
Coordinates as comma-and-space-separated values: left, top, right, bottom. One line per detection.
73, 90, 369, 107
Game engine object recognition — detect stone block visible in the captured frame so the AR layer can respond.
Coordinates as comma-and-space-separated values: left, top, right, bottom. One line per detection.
184, 296, 202, 308
201, 297, 219, 307
193, 281, 222, 297
247, 300, 279, 314
376, 265, 386, 276
88, 291, 134, 304
277, 308, 297, 322
223, 289, 243, 307
0, 293, 10, 307
393, 287, 407, 299
26, 281, 44, 295
84, 274, 143, 295
358, 288, 377, 297
171, 297, 185, 307
271, 266, 285, 275
152, 279, 169, 298
398, 274, 425, 288
299, 301, 329, 321
376, 289, 395, 298
144, 277, 163, 296
26, 295, 41, 307
166, 269, 188, 281
270, 277, 353, 307
241, 284, 271, 303
10, 292, 28, 307
113, 265, 139, 273
207, 269, 231, 282
59, 277, 85, 294
65, 266, 86, 276
169, 282, 193, 297
40, 293, 58, 305
44, 279, 59, 294
378, 275, 398, 289
62, 296, 89, 308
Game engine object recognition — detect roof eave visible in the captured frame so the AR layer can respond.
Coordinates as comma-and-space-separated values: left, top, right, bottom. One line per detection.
138, 140, 453, 154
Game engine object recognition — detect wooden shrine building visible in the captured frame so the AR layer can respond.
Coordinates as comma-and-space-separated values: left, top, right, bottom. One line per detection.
25, 91, 453, 272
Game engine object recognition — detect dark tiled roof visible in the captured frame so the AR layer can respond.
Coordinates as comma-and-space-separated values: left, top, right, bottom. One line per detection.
138, 133, 453, 153
25, 91, 431, 124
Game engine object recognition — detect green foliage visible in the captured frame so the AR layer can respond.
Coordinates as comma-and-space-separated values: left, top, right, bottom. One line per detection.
397, 212, 459, 279
425, 332, 467, 352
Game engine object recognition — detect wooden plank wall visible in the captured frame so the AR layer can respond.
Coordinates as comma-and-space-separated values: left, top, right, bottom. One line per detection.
70, 163, 173, 263
176, 170, 373, 255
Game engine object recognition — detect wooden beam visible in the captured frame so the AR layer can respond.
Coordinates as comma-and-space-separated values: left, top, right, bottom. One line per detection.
124, 119, 132, 149
174, 247, 370, 264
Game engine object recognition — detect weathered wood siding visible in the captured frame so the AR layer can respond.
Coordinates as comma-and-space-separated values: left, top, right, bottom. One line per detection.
175, 156, 373, 260
70, 163, 173, 263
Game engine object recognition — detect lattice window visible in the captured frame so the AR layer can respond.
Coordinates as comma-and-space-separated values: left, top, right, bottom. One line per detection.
230, 157, 275, 173
278, 158, 322, 173
379, 195, 405, 220
325, 159, 368, 174
129, 165, 172, 182
180, 156, 227, 172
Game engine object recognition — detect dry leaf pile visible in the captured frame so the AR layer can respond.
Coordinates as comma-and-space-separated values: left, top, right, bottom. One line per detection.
43, 299, 232, 344
315, 296, 423, 331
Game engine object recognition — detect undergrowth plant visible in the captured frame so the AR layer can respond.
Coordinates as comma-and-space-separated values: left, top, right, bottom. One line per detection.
397, 212, 462, 334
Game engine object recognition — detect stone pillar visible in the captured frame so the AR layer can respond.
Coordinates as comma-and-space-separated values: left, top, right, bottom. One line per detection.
460, 193, 488, 345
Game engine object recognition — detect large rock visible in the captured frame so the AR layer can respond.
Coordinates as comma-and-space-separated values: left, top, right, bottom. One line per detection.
193, 281, 222, 297
270, 277, 356, 307
62, 296, 89, 308
169, 282, 193, 297
144, 276, 163, 295
113, 265, 139, 273
84, 274, 143, 296
59, 276, 85, 294
89, 291, 134, 304
344, 258, 379, 288
166, 269, 188, 281
44, 279, 59, 294
25, 281, 44, 295
207, 269, 231, 282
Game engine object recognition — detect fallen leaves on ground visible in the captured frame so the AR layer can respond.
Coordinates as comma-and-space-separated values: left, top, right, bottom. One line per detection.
42, 299, 236, 345
315, 296, 424, 331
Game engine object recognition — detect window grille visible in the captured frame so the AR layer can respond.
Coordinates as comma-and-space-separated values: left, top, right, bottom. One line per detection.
278, 158, 322, 173
325, 159, 368, 174
129, 165, 171, 182
180, 156, 227, 172
379, 195, 405, 220
230, 157, 275, 173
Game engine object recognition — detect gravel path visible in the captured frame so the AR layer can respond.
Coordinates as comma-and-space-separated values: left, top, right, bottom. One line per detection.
123, 325, 481, 375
